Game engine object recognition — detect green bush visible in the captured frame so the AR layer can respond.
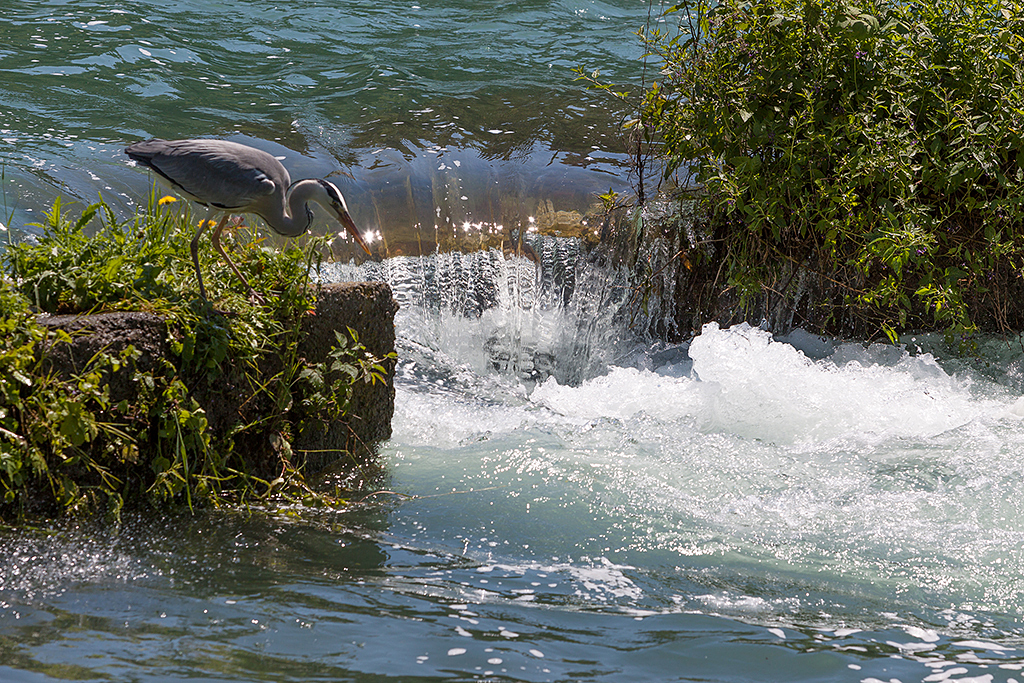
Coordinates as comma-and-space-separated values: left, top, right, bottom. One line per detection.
0, 196, 390, 521
633, 0, 1024, 341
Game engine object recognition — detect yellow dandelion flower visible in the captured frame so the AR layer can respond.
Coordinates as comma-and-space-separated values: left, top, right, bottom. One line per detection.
158, 195, 178, 206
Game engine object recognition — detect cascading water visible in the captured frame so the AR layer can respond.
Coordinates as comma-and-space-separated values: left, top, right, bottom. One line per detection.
320, 235, 643, 388
7, 233, 1024, 681
312, 235, 1024, 680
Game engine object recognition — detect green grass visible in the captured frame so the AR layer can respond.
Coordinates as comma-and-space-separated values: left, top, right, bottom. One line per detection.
0, 193, 391, 522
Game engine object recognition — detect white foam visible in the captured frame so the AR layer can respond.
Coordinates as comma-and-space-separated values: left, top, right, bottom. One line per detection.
686, 322, 1008, 444
531, 366, 704, 422
531, 322, 1014, 447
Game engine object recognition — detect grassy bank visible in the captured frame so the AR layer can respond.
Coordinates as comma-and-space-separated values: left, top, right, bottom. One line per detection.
0, 195, 392, 522
591, 0, 1024, 343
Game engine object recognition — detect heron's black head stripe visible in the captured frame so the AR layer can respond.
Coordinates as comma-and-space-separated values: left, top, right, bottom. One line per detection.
315, 179, 346, 208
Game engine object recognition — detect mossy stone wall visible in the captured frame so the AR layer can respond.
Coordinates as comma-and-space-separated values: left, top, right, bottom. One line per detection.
37, 281, 398, 475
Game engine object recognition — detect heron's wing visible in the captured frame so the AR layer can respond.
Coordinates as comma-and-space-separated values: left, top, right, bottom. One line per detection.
126, 139, 282, 210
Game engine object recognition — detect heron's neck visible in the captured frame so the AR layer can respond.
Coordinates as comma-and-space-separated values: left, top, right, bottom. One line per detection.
265, 180, 318, 237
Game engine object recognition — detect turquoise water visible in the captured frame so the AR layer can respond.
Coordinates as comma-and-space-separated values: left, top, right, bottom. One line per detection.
6, 2, 1024, 682
6, 245, 1024, 682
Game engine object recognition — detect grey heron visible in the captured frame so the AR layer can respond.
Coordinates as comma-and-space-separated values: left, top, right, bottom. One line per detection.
125, 138, 372, 302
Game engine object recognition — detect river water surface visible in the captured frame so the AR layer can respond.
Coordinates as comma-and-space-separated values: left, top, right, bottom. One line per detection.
4, 2, 1024, 682
1, 0, 642, 246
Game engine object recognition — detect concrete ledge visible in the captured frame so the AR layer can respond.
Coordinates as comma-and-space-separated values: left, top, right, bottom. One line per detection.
37, 311, 171, 404
36, 281, 398, 475
297, 281, 399, 470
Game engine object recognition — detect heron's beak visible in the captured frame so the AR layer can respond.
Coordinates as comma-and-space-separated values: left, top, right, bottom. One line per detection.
336, 208, 372, 256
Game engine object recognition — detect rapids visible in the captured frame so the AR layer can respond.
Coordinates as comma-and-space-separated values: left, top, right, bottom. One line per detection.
3, 0, 1024, 679
5, 244, 1024, 681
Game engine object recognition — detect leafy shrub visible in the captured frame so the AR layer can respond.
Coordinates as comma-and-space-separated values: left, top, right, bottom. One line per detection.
633, 0, 1024, 341
0, 196, 391, 521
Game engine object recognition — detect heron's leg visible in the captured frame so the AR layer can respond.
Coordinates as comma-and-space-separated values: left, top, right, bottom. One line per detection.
210, 215, 266, 305
191, 208, 219, 301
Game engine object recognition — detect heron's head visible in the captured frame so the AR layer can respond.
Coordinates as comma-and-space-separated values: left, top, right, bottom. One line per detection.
316, 179, 372, 256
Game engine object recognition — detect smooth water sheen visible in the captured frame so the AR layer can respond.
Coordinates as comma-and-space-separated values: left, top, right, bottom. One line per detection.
0, 0, 647, 244
5, 2, 1024, 682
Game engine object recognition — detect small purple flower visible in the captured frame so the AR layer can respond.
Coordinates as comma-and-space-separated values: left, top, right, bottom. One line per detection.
854, 50, 868, 60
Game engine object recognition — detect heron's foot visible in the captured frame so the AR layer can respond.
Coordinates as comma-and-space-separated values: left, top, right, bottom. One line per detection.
248, 289, 268, 307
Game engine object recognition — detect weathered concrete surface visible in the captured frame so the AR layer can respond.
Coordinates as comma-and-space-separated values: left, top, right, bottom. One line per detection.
296, 281, 399, 471
37, 311, 171, 403
36, 281, 398, 474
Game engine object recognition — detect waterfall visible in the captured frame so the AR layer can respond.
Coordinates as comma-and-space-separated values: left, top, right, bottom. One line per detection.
318, 234, 647, 387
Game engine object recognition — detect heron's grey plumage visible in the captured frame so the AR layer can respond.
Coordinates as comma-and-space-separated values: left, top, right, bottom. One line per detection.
127, 139, 280, 212
125, 138, 371, 302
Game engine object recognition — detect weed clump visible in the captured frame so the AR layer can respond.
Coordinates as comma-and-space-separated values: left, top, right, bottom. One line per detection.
0, 195, 392, 522
590, 0, 1024, 343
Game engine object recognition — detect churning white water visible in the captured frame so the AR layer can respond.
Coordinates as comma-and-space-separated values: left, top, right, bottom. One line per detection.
5, 240, 1024, 683
325, 239, 1024, 671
